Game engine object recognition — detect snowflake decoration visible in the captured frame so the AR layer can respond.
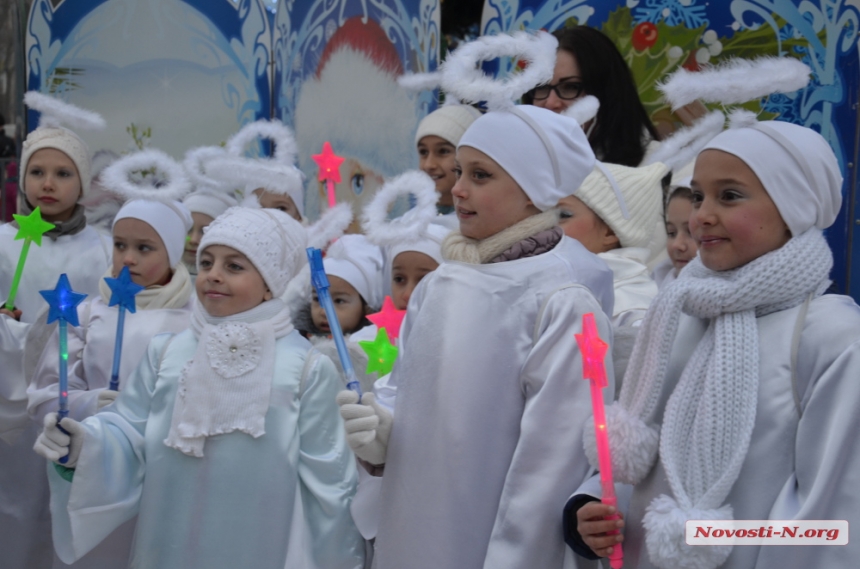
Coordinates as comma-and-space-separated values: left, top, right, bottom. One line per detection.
206, 322, 263, 378
633, 0, 709, 28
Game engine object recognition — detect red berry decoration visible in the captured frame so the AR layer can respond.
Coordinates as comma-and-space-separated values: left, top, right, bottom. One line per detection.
682, 51, 700, 72
631, 22, 658, 51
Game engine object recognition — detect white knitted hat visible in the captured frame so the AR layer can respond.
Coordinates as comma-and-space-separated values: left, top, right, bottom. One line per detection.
323, 234, 384, 309
199, 207, 307, 298
21, 92, 106, 198
113, 199, 193, 267
414, 105, 482, 146
575, 162, 669, 249
459, 105, 595, 211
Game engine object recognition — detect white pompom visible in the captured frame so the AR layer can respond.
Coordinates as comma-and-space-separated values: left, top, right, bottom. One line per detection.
101, 149, 191, 202
584, 403, 659, 485
644, 494, 733, 569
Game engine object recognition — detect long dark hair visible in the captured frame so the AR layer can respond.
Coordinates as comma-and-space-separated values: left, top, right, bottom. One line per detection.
524, 26, 661, 166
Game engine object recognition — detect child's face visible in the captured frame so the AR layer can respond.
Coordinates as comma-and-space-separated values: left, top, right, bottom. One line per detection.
254, 188, 302, 221
311, 275, 367, 334
452, 146, 540, 240
112, 218, 172, 288
557, 195, 619, 254
665, 196, 697, 275
418, 135, 457, 207
690, 149, 790, 272
196, 245, 272, 317
183, 212, 214, 268
24, 148, 82, 222
391, 251, 439, 310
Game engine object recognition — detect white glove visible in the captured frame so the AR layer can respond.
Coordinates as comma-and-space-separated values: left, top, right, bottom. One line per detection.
97, 389, 119, 409
33, 412, 84, 467
337, 390, 392, 466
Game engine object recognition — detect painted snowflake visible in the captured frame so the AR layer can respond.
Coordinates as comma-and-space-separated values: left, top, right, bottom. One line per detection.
206, 322, 263, 378
632, 0, 708, 28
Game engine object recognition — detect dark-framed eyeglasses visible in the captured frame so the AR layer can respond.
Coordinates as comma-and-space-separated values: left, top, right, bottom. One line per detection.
530, 80, 585, 101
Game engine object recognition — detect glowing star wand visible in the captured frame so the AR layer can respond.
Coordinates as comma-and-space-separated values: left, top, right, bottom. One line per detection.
40, 274, 87, 464
312, 141, 344, 209
575, 312, 623, 569
5, 207, 55, 310
306, 247, 362, 396
104, 266, 144, 391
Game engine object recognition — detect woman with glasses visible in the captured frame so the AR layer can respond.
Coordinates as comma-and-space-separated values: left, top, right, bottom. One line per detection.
525, 26, 661, 167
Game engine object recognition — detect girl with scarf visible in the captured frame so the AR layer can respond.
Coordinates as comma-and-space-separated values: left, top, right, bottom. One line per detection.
33, 206, 365, 569
570, 120, 860, 569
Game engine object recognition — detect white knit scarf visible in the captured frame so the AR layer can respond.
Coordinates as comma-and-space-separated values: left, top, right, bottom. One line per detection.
164, 298, 294, 457
99, 264, 193, 310
584, 228, 832, 569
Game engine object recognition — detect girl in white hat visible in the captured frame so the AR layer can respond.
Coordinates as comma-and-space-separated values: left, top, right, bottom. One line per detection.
34, 206, 365, 569
572, 119, 860, 569
337, 30, 615, 569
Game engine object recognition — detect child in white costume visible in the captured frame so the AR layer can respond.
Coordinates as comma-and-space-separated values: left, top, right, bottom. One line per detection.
652, 184, 697, 290
0, 92, 110, 569
572, 120, 860, 569
559, 161, 667, 327
34, 207, 365, 569
340, 102, 615, 569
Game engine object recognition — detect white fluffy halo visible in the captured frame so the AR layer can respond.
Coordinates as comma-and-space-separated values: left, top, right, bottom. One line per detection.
646, 111, 725, 173
206, 155, 304, 197
398, 71, 443, 93
307, 202, 354, 251
24, 91, 106, 131
226, 119, 298, 163
659, 56, 811, 110
101, 149, 191, 202
727, 108, 759, 130
183, 146, 228, 189
361, 170, 438, 246
563, 95, 600, 126
440, 30, 557, 111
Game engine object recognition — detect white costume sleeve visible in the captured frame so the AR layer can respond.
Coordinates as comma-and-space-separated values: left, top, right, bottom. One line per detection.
28, 302, 99, 423
297, 352, 365, 569
0, 315, 30, 442
47, 333, 170, 564
482, 285, 615, 569
757, 324, 860, 567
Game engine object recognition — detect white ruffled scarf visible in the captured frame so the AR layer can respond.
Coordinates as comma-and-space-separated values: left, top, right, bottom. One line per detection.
584, 229, 832, 569
99, 264, 193, 310
164, 298, 294, 457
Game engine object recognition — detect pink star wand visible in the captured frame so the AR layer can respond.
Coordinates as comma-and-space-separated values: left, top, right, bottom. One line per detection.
575, 312, 623, 569
312, 142, 344, 209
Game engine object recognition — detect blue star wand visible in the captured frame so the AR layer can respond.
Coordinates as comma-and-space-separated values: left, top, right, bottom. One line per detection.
104, 266, 144, 391
306, 247, 362, 397
40, 274, 87, 464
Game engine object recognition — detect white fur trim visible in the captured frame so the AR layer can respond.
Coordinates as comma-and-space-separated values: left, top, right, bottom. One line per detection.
24, 91, 106, 131
184, 146, 228, 189
440, 31, 557, 111
727, 108, 759, 130
226, 119, 298, 164
361, 170, 437, 246
659, 57, 811, 110
643, 494, 733, 569
398, 72, 443, 93
206, 156, 304, 200
584, 403, 660, 485
307, 202, 354, 250
646, 111, 725, 173
101, 149, 191, 202
563, 95, 600, 126
240, 192, 262, 208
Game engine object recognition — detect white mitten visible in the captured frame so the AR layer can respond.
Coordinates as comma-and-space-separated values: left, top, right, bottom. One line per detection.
336, 390, 393, 466
97, 389, 119, 409
33, 412, 84, 467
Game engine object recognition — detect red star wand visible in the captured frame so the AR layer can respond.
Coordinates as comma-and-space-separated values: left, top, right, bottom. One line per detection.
312, 141, 344, 209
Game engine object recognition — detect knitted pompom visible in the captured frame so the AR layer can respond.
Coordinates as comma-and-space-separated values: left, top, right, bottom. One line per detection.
643, 494, 733, 569
361, 170, 438, 246
563, 95, 600, 126
584, 402, 659, 485
24, 91, 106, 131
307, 202, 353, 251
101, 149, 191, 202
440, 31, 557, 111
